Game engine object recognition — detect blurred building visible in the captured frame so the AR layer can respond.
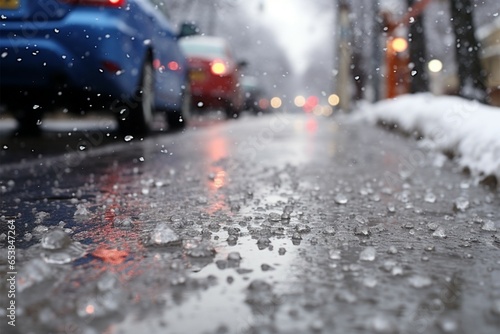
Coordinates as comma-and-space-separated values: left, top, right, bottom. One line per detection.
477, 17, 500, 107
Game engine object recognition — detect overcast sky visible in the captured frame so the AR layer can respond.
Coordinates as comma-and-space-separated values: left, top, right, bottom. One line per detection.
239, 0, 335, 75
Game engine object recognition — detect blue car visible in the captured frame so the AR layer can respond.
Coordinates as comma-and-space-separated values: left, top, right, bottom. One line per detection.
0, 0, 191, 134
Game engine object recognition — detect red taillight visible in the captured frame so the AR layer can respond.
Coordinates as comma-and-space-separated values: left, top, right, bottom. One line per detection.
210, 60, 227, 76
60, 0, 126, 7
102, 60, 121, 73
168, 61, 180, 71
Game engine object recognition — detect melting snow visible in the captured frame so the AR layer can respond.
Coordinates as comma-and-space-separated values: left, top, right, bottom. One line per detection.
354, 94, 500, 186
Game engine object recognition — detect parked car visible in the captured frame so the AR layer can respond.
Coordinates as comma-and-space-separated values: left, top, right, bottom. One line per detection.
179, 35, 245, 118
0, 0, 192, 134
241, 75, 270, 114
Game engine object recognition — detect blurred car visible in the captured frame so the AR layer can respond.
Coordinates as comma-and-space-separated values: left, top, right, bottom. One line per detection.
241, 75, 270, 114
179, 35, 244, 118
0, 0, 191, 134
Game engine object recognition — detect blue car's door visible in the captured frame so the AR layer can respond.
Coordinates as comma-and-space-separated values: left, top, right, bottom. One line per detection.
0, 0, 72, 21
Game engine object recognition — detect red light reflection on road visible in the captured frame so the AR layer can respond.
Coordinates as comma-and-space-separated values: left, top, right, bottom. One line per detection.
213, 170, 226, 189
203, 132, 230, 213
74, 167, 150, 285
92, 247, 129, 265
306, 117, 318, 133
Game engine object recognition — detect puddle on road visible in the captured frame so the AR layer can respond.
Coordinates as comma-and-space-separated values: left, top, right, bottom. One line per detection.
110, 236, 300, 334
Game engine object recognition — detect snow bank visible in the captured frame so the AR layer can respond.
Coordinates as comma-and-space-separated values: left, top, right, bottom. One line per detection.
353, 93, 500, 185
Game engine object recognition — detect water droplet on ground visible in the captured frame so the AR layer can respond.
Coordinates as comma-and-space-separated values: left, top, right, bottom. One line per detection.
329, 249, 341, 260
387, 246, 398, 254
360, 247, 376, 261
403, 222, 414, 229
33, 225, 49, 235
427, 222, 438, 231
184, 239, 216, 257
432, 227, 447, 238
261, 264, 274, 271
41, 229, 71, 250
387, 203, 396, 213
227, 252, 241, 261
196, 196, 208, 204
334, 194, 348, 204
424, 192, 436, 203
149, 224, 181, 246
354, 226, 371, 236
281, 212, 290, 220
113, 217, 133, 229
283, 205, 293, 214
268, 212, 281, 222
453, 197, 469, 212
322, 227, 336, 235
245, 279, 276, 306
481, 220, 497, 232
438, 318, 458, 333
41, 240, 86, 265
295, 224, 311, 233
170, 215, 183, 223
369, 314, 397, 333
409, 275, 432, 288
257, 237, 271, 248
34, 211, 50, 224
74, 204, 90, 217
227, 227, 240, 236
363, 276, 378, 288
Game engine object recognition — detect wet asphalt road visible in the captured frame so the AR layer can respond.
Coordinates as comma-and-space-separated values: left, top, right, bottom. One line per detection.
0, 111, 499, 334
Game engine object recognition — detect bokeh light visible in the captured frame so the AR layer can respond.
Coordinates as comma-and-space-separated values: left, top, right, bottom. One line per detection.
328, 94, 340, 106
270, 97, 282, 109
294, 95, 306, 107
391, 37, 408, 53
428, 59, 443, 73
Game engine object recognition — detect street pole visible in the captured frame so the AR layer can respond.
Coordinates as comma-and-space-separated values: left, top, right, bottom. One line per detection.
372, 0, 381, 102
337, 0, 351, 111
407, 0, 429, 93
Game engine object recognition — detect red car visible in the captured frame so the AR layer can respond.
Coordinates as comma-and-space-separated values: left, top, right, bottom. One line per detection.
180, 36, 244, 118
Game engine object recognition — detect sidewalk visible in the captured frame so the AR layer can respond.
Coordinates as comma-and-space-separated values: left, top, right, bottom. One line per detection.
352, 93, 500, 189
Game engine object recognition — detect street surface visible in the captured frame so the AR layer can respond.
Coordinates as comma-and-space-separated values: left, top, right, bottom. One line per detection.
0, 111, 499, 334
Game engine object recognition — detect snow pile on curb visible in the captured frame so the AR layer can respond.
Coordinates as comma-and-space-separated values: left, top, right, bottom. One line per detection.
353, 93, 500, 184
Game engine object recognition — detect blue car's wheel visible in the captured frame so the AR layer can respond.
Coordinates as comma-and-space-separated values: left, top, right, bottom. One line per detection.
117, 60, 155, 135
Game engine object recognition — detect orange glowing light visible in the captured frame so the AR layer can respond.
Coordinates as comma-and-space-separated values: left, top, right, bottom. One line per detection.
270, 97, 282, 109
86, 305, 95, 314
92, 247, 129, 264
211, 61, 227, 75
294, 95, 306, 107
214, 171, 226, 189
391, 37, 408, 53
328, 94, 340, 106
